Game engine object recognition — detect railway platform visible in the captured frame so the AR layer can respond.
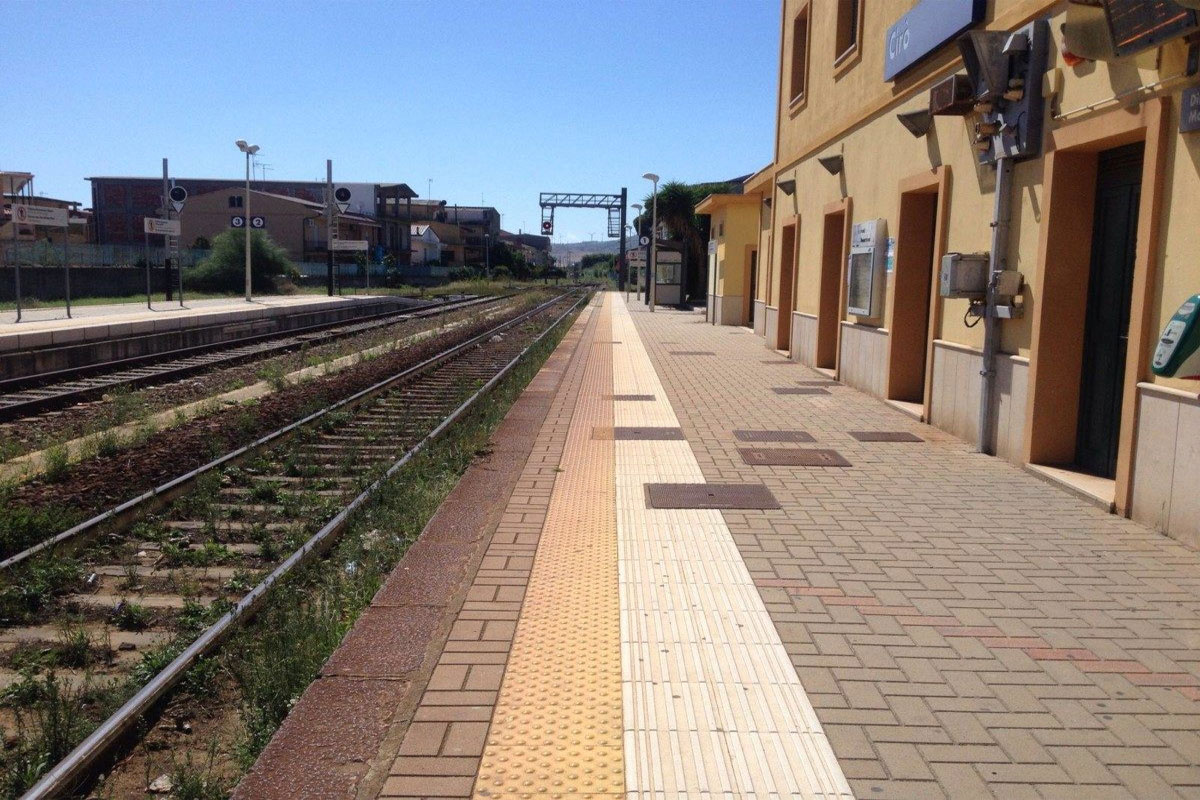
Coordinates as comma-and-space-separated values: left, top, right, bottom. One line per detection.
0, 293, 403, 353
243, 291, 1200, 799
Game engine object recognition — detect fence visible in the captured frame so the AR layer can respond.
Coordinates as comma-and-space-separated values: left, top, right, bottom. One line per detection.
0, 241, 209, 269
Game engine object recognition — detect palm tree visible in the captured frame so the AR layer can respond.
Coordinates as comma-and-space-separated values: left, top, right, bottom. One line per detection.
641, 180, 738, 302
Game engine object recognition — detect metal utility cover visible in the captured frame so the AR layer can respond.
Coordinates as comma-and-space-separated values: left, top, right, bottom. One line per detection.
733, 430, 816, 443
645, 483, 781, 510
772, 387, 831, 396
738, 448, 851, 467
797, 380, 838, 386
761, 360, 801, 365
608, 394, 655, 401
594, 427, 686, 441
669, 351, 716, 356
850, 431, 924, 442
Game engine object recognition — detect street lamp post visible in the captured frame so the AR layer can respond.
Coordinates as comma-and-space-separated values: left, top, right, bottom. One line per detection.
235, 140, 260, 302
642, 173, 659, 312
631, 203, 643, 302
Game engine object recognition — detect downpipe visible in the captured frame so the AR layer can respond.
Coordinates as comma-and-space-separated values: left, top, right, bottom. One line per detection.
977, 157, 1014, 455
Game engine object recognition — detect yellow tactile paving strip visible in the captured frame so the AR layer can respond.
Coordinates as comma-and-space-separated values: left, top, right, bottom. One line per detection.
611, 297, 854, 799
473, 293, 623, 800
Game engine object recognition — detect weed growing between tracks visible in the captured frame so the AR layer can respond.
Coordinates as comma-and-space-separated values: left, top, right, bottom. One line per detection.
0, 297, 583, 799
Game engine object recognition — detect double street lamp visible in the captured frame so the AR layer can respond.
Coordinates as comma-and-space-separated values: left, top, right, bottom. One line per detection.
642, 173, 659, 312
235, 139, 260, 302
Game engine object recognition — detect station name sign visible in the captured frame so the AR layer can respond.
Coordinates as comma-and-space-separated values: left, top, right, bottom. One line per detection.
883, 0, 986, 81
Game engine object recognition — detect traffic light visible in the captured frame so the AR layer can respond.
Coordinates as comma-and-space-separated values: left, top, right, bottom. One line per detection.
541, 220, 553, 235
958, 19, 1049, 164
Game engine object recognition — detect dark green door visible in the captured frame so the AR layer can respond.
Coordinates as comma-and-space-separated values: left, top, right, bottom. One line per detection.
1076, 142, 1143, 478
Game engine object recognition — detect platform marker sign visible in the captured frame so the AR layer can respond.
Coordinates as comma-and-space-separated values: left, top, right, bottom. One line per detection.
144, 218, 181, 236
250, 215, 266, 228
231, 215, 245, 228
12, 204, 68, 227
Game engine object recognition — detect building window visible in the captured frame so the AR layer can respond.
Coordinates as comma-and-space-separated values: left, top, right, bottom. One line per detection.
790, 5, 810, 105
228, 195, 243, 208
718, 222, 725, 237
834, 0, 861, 65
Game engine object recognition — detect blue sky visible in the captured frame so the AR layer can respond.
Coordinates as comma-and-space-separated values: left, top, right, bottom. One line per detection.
3, 0, 778, 243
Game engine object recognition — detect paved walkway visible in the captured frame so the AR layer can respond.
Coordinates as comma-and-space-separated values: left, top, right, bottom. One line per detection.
371, 292, 1200, 799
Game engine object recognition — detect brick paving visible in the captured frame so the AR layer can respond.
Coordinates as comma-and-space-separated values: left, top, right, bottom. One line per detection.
376, 297, 605, 798
629, 299, 1200, 799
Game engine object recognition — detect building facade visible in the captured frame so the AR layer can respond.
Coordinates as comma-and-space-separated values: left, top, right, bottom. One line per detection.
178, 189, 378, 262
755, 0, 1200, 545
696, 192, 762, 327
89, 176, 414, 263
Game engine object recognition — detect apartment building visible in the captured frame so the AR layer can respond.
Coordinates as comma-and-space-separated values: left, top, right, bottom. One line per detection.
750, 0, 1200, 544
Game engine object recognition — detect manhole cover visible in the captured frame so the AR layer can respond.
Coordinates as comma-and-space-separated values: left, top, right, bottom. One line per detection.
669, 350, 716, 356
608, 394, 655, 401
738, 448, 851, 467
733, 430, 816, 443
772, 387, 831, 395
609, 427, 686, 440
850, 431, 923, 442
797, 380, 838, 386
761, 360, 801, 365
596, 340, 622, 344
645, 483, 780, 509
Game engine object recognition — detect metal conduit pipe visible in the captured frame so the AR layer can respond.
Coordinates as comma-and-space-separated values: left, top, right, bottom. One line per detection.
977, 156, 1014, 455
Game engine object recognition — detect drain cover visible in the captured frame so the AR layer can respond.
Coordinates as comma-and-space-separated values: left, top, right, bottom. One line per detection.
850, 431, 923, 442
607, 427, 686, 440
608, 394, 655, 401
797, 380, 838, 386
645, 483, 780, 509
761, 359, 800, 365
733, 430, 816, 443
738, 448, 851, 467
669, 350, 716, 356
772, 387, 831, 395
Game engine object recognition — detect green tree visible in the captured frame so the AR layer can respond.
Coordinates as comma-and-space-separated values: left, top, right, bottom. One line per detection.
186, 229, 299, 293
637, 179, 741, 301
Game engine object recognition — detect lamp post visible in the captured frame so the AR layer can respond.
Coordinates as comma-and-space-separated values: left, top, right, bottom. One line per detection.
235, 140, 260, 302
642, 173, 659, 312
631, 203, 643, 302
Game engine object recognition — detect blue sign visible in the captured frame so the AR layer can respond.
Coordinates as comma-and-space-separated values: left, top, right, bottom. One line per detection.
1182, 85, 1200, 134
884, 0, 986, 81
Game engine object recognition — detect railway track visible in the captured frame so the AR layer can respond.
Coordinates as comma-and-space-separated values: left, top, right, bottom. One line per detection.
0, 290, 587, 799
0, 293, 510, 423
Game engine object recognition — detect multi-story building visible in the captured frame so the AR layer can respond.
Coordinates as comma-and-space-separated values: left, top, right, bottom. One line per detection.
747, 0, 1200, 544
407, 201, 501, 266
500, 230, 552, 268
3, 171, 91, 244
88, 176, 415, 263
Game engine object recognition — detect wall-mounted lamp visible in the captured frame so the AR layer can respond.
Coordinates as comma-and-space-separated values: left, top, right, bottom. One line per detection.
896, 108, 933, 137
817, 154, 844, 175
763, 197, 773, 208
776, 178, 797, 196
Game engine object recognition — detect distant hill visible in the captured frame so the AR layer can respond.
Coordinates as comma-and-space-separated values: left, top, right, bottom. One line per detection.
552, 236, 639, 262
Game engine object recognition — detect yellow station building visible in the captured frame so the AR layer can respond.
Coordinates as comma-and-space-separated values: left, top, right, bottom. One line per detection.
712, 0, 1200, 545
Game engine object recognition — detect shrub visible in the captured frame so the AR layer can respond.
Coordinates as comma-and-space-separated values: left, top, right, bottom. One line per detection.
185, 229, 299, 293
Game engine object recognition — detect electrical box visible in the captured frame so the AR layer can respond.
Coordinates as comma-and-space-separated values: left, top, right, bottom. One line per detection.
929, 74, 975, 116
940, 252, 989, 299
846, 219, 887, 319
1151, 293, 1200, 379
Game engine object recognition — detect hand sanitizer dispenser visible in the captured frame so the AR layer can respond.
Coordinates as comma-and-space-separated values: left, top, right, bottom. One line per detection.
1151, 294, 1200, 380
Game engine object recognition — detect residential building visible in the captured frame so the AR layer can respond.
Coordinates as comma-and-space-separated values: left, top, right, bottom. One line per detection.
2, 171, 91, 244
499, 230, 552, 268
755, 0, 1200, 544
178, 188, 379, 262
408, 201, 500, 266
410, 224, 443, 264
